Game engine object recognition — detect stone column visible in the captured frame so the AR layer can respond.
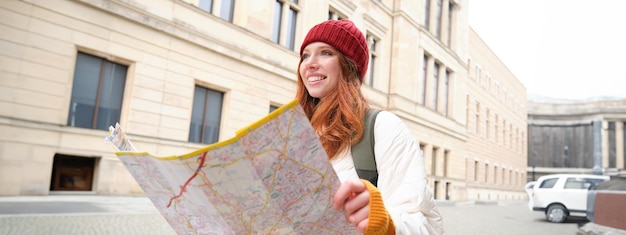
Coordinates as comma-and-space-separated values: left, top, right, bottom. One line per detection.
416, 51, 432, 104
424, 56, 435, 106
602, 121, 610, 169
433, 147, 440, 177
592, 121, 603, 174
423, 144, 433, 175
616, 121, 624, 169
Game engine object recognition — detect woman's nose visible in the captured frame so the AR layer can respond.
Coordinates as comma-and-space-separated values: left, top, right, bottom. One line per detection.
304, 56, 318, 68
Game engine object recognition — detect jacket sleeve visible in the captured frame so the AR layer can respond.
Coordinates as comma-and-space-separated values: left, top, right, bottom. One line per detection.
372, 111, 445, 235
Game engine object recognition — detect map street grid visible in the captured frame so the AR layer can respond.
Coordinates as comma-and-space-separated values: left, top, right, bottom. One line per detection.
106, 99, 358, 234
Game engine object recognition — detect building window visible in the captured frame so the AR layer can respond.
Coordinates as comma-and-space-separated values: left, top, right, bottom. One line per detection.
68, 52, 127, 131
199, 0, 213, 12
522, 131, 526, 155
515, 128, 519, 152
447, 1, 453, 46
432, 62, 439, 110
475, 101, 480, 135
328, 7, 346, 20
220, 0, 235, 22
503, 120, 507, 146
443, 150, 449, 177
510, 124, 514, 148
494, 81, 500, 96
285, 2, 297, 50
485, 108, 490, 139
484, 163, 488, 183
189, 86, 224, 144
432, 146, 439, 176
442, 70, 450, 115
420, 55, 428, 104
435, 0, 443, 38
198, 0, 235, 22
495, 115, 500, 143
424, 0, 431, 30
475, 65, 481, 84
420, 143, 426, 155
473, 160, 478, 182
273, 0, 299, 50
272, 1, 282, 43
269, 105, 279, 113
494, 166, 498, 184
366, 33, 378, 87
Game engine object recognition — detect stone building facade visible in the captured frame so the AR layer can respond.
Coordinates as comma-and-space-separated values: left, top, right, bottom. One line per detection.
527, 99, 626, 180
0, 0, 527, 201
464, 29, 528, 201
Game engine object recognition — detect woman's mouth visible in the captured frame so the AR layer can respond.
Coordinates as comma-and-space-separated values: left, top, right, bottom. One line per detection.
308, 76, 326, 82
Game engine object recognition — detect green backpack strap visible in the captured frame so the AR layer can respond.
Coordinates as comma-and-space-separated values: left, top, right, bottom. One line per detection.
352, 109, 382, 186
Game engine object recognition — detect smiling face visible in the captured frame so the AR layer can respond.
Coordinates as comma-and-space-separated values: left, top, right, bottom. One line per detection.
299, 42, 342, 99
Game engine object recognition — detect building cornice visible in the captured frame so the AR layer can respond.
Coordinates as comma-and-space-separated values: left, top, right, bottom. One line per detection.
75, 0, 298, 82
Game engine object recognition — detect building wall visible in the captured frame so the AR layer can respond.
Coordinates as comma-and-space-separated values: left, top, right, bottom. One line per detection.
465, 29, 528, 201
1, 0, 297, 195
528, 123, 595, 168
527, 99, 626, 180
0, 0, 527, 201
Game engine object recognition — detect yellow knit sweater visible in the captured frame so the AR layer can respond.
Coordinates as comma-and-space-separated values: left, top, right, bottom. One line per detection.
361, 179, 395, 235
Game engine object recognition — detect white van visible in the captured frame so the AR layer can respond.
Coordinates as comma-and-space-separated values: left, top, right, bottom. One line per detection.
530, 174, 610, 223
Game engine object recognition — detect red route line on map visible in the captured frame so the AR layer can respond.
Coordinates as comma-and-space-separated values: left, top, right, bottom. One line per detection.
167, 152, 208, 208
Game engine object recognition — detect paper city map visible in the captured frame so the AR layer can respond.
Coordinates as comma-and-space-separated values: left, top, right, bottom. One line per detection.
106, 99, 357, 234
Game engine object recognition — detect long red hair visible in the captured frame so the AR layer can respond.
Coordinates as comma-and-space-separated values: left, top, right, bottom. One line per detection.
296, 52, 370, 158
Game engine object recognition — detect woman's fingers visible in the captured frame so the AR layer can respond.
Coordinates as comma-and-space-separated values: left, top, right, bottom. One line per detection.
333, 180, 367, 211
356, 218, 369, 232
333, 180, 371, 231
344, 190, 369, 218
347, 200, 370, 224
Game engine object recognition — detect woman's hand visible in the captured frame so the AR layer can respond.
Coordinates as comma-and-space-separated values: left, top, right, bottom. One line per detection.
333, 179, 370, 232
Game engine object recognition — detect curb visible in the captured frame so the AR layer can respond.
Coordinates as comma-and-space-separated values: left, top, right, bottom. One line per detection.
577, 222, 626, 235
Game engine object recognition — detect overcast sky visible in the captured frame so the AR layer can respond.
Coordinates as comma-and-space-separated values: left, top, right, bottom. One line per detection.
468, 0, 626, 101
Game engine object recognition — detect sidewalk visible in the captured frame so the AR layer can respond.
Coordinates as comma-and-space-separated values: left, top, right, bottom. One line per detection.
0, 195, 159, 215
0, 195, 175, 235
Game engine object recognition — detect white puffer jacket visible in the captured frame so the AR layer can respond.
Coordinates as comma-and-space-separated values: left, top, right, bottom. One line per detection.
331, 111, 445, 235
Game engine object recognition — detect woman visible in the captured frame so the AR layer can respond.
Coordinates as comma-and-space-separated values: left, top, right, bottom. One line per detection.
296, 20, 444, 234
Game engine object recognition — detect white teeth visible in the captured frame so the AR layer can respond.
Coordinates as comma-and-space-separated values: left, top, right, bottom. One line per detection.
308, 76, 325, 82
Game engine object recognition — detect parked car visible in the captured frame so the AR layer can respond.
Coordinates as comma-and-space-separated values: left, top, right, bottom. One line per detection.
530, 174, 610, 223
525, 181, 536, 210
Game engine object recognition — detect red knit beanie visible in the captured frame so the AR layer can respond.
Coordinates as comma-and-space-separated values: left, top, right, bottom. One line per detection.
300, 20, 369, 81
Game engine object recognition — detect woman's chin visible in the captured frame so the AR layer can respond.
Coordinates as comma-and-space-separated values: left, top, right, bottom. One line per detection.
308, 91, 329, 99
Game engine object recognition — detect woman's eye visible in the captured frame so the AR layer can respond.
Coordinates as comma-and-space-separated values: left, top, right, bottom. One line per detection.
321, 50, 331, 55
301, 54, 310, 60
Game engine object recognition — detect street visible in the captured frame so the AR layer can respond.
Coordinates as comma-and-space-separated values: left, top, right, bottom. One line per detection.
0, 196, 589, 234
438, 201, 585, 235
